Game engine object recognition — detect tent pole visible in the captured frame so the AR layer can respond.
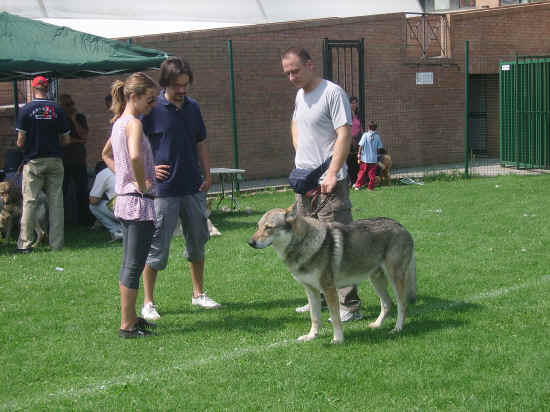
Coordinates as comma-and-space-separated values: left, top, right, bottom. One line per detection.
12, 80, 19, 124
228, 40, 240, 177
464, 40, 470, 178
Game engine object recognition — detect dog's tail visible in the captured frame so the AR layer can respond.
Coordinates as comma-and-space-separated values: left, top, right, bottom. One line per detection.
407, 251, 417, 303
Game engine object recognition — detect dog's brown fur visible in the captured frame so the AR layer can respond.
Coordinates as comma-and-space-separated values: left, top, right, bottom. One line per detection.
0, 181, 22, 245
375, 154, 393, 186
0, 181, 47, 247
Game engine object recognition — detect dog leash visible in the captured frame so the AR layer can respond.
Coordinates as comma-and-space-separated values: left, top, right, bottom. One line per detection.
309, 190, 333, 219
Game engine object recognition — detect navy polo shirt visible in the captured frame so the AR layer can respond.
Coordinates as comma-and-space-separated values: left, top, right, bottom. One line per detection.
16, 99, 70, 162
142, 92, 207, 197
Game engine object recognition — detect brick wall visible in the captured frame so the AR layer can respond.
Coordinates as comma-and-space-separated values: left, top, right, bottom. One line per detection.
3, 3, 550, 177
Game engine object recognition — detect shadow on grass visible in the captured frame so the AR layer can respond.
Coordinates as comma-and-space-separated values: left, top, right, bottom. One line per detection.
160, 297, 306, 316
158, 294, 483, 340
342, 294, 482, 344
0, 209, 268, 253
0, 234, 121, 254
156, 298, 315, 336
209, 209, 265, 232
162, 315, 299, 336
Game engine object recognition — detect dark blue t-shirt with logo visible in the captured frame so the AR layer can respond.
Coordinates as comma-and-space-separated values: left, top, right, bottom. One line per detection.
142, 92, 207, 197
16, 99, 70, 162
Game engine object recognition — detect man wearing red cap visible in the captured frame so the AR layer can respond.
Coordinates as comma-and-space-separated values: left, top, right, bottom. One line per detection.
15, 76, 71, 252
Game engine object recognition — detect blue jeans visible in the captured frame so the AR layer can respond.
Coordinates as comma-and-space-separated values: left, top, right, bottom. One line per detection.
89, 200, 121, 235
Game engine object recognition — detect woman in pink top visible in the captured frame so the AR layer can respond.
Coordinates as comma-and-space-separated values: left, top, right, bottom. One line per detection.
346, 96, 362, 185
102, 72, 158, 339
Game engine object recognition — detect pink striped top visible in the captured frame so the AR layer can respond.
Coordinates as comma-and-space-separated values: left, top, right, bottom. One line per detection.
111, 114, 155, 221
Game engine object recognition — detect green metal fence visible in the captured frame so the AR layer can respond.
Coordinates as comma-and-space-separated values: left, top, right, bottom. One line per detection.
500, 56, 550, 169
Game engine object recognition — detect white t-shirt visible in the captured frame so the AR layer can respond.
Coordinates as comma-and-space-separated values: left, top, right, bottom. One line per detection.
292, 79, 352, 181
90, 168, 116, 200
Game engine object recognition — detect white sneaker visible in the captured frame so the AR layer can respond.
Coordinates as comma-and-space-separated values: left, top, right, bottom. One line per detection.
329, 309, 363, 323
141, 302, 160, 321
192, 293, 221, 309
295, 302, 329, 313
295, 303, 311, 313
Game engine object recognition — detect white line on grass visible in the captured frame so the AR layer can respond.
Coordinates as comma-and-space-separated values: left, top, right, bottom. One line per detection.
2, 274, 549, 411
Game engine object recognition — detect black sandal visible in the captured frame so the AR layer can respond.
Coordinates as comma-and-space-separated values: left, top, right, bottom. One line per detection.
136, 317, 157, 330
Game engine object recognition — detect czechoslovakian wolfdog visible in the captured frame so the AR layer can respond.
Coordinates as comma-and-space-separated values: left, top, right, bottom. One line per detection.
248, 204, 416, 344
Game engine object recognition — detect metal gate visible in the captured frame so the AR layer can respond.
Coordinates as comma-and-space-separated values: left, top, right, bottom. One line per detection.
322, 39, 365, 128
469, 75, 489, 156
500, 56, 550, 169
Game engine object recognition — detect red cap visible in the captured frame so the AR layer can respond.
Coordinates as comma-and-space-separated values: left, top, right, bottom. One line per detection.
32, 76, 49, 89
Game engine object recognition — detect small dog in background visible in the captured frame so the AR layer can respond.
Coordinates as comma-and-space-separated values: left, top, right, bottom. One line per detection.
375, 148, 392, 186
0, 181, 48, 247
0, 181, 22, 245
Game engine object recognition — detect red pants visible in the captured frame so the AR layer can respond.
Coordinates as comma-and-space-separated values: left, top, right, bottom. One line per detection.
354, 162, 377, 190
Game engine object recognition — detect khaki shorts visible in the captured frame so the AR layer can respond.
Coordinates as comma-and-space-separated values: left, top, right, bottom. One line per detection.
146, 192, 210, 270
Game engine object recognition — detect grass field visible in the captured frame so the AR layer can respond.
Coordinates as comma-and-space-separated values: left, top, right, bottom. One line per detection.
1, 174, 549, 411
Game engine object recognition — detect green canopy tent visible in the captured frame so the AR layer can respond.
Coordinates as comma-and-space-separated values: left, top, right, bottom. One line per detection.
0, 11, 168, 80
0, 11, 169, 119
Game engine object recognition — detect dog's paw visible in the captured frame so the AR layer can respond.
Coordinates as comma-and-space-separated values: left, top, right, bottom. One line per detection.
368, 321, 382, 329
331, 337, 344, 344
297, 333, 317, 342
389, 327, 403, 334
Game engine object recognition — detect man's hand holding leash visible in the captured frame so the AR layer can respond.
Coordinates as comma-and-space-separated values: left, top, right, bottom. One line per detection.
320, 171, 338, 194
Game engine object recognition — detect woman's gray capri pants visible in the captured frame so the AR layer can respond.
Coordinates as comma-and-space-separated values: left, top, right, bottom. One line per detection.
119, 219, 155, 289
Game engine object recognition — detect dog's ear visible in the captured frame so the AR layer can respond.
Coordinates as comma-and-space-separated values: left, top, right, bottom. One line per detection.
285, 202, 298, 224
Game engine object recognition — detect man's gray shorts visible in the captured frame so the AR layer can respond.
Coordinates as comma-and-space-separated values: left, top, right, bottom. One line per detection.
146, 192, 210, 270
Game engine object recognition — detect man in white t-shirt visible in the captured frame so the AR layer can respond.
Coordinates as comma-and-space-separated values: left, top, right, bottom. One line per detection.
89, 162, 121, 240
282, 47, 363, 322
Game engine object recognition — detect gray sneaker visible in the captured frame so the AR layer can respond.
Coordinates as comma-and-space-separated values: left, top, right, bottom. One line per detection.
329, 309, 363, 323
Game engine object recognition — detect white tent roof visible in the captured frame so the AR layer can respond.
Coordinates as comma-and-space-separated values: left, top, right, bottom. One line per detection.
2, 1, 423, 37
3, 1, 423, 22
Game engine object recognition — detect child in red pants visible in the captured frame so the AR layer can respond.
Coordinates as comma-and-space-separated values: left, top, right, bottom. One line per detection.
353, 121, 383, 191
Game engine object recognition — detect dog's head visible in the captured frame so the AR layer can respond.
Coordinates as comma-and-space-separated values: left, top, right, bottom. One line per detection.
0, 181, 10, 206
0, 208, 10, 230
248, 204, 298, 249
0, 181, 20, 206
